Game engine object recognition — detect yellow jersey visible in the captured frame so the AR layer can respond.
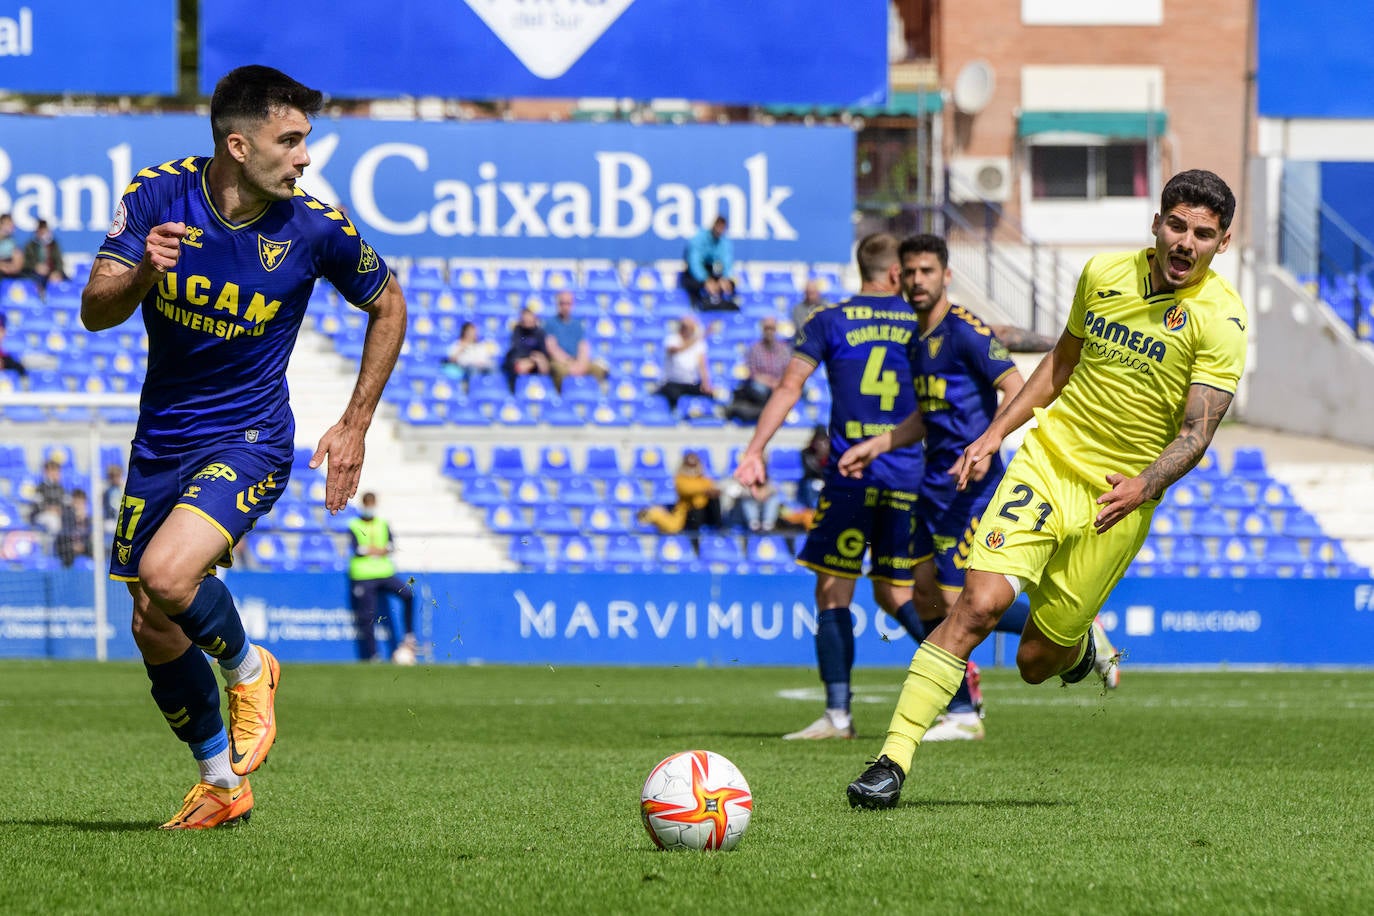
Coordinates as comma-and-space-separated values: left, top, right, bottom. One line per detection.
1031, 248, 1248, 486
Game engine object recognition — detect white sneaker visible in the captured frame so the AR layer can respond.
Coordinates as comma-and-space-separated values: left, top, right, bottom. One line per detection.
923, 711, 985, 742
391, 637, 418, 666
1092, 619, 1121, 689
782, 710, 855, 740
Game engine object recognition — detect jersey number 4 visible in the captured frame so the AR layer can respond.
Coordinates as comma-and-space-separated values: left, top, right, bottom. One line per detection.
859, 346, 900, 411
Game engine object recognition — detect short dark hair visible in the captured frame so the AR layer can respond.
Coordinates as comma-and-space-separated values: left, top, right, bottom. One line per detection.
211, 66, 324, 147
898, 234, 949, 270
856, 233, 900, 283
1160, 170, 1236, 231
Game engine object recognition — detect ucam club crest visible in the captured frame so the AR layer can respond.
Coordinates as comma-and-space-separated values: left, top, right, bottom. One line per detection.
463, 0, 637, 79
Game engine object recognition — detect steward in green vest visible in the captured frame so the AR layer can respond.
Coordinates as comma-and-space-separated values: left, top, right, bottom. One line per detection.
347, 492, 418, 663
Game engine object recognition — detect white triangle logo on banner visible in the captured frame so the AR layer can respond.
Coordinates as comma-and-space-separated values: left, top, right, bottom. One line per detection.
463, 0, 637, 80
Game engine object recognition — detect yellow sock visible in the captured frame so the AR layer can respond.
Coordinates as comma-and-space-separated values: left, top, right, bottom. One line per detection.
879, 642, 969, 773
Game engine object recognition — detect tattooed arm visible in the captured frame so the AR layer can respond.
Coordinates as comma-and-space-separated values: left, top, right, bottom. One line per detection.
1092, 383, 1234, 533
989, 324, 1056, 353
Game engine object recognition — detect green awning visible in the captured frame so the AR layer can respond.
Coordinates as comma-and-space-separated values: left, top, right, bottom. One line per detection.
1018, 110, 1168, 138
766, 90, 943, 120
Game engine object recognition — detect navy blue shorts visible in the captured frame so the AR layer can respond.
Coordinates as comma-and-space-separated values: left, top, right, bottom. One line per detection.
912, 473, 1001, 590
796, 479, 925, 585
109, 440, 292, 581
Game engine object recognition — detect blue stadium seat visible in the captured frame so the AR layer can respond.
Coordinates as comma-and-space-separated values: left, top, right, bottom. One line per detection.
634, 395, 677, 427
541, 400, 585, 426
540, 267, 577, 292
536, 445, 576, 481
1257, 481, 1299, 511
407, 263, 446, 292
510, 477, 555, 508
1229, 447, 1270, 481
1236, 510, 1275, 538
449, 264, 488, 290
559, 477, 601, 508
533, 503, 580, 536
1189, 507, 1232, 538
1212, 479, 1253, 510
486, 503, 531, 537
513, 374, 556, 405
584, 505, 627, 535
584, 446, 622, 480
1264, 536, 1306, 575
697, 533, 743, 573
1281, 509, 1324, 539
584, 266, 624, 295
460, 476, 506, 508
488, 446, 527, 479
1149, 507, 1182, 537
493, 397, 538, 426
631, 446, 671, 480
647, 476, 677, 506
1189, 450, 1225, 484
509, 534, 549, 570
442, 445, 480, 481
297, 534, 344, 572
603, 533, 649, 572
1164, 479, 1206, 509
652, 535, 701, 573
767, 449, 804, 483
273, 497, 320, 533
495, 267, 534, 293
745, 535, 793, 574
608, 477, 648, 509
679, 395, 723, 427
559, 375, 602, 408
589, 400, 631, 427
552, 534, 597, 572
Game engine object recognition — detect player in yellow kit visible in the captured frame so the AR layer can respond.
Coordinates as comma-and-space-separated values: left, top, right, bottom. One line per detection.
847, 169, 1248, 808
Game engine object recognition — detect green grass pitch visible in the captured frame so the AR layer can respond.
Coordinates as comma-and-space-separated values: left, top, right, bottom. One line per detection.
2, 661, 1373, 914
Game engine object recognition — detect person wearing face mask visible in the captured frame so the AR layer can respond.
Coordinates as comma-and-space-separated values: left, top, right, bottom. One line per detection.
348, 491, 418, 665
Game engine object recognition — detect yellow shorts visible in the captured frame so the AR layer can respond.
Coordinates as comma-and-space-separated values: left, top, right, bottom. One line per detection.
966, 434, 1155, 647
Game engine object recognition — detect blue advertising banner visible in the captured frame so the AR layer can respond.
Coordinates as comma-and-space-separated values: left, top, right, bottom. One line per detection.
200, 0, 887, 107
1258, 0, 1374, 118
0, 1, 177, 95
4, 572, 1373, 668
0, 114, 854, 262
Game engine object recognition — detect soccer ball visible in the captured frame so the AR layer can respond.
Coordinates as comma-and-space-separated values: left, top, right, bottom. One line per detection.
640, 750, 753, 851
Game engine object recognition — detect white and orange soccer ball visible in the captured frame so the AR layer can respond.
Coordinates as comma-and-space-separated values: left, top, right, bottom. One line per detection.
639, 750, 753, 851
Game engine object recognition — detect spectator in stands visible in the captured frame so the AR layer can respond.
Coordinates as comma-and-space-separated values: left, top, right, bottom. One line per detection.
0, 313, 27, 376
443, 320, 499, 385
22, 218, 66, 293
656, 313, 713, 410
726, 316, 791, 423
55, 488, 93, 567
791, 280, 830, 337
102, 464, 125, 532
724, 466, 782, 533
681, 215, 737, 311
502, 306, 551, 391
348, 492, 418, 665
0, 214, 23, 281
544, 290, 607, 391
28, 458, 68, 534
639, 451, 722, 536
798, 424, 829, 510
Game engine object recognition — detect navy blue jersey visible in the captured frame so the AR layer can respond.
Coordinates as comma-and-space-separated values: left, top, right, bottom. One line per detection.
908, 304, 1017, 493
98, 156, 390, 453
793, 294, 923, 489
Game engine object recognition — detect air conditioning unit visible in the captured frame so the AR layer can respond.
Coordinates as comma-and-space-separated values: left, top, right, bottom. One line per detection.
948, 156, 1013, 203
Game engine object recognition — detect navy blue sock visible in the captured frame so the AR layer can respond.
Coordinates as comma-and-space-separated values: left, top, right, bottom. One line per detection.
145, 645, 225, 750
168, 575, 249, 668
816, 607, 854, 711
890, 600, 926, 642
1061, 629, 1098, 684
995, 593, 1031, 636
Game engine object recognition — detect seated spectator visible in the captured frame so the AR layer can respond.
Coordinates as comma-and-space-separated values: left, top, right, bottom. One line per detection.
656, 313, 713, 410
639, 451, 722, 535
0, 214, 23, 281
545, 290, 607, 390
29, 458, 68, 534
0, 313, 26, 376
723, 467, 782, 532
101, 464, 124, 532
502, 307, 551, 391
798, 424, 828, 510
22, 219, 66, 292
726, 316, 791, 423
680, 215, 737, 311
55, 488, 93, 567
443, 320, 499, 384
791, 280, 830, 337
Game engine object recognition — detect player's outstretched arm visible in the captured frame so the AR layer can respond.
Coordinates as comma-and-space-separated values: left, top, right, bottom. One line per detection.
837, 409, 925, 479
1093, 383, 1234, 533
312, 276, 408, 512
735, 357, 812, 486
80, 222, 187, 331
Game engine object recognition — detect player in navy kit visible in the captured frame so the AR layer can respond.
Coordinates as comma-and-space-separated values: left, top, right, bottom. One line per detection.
841, 234, 1050, 740
735, 233, 929, 740
81, 66, 407, 829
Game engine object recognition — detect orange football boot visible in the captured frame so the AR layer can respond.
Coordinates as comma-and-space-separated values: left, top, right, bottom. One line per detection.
227, 646, 281, 776
159, 780, 253, 830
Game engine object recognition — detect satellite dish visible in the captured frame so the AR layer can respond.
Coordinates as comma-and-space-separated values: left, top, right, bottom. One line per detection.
952, 60, 996, 115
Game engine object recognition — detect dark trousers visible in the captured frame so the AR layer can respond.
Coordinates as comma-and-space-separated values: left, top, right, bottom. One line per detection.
351, 575, 416, 660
